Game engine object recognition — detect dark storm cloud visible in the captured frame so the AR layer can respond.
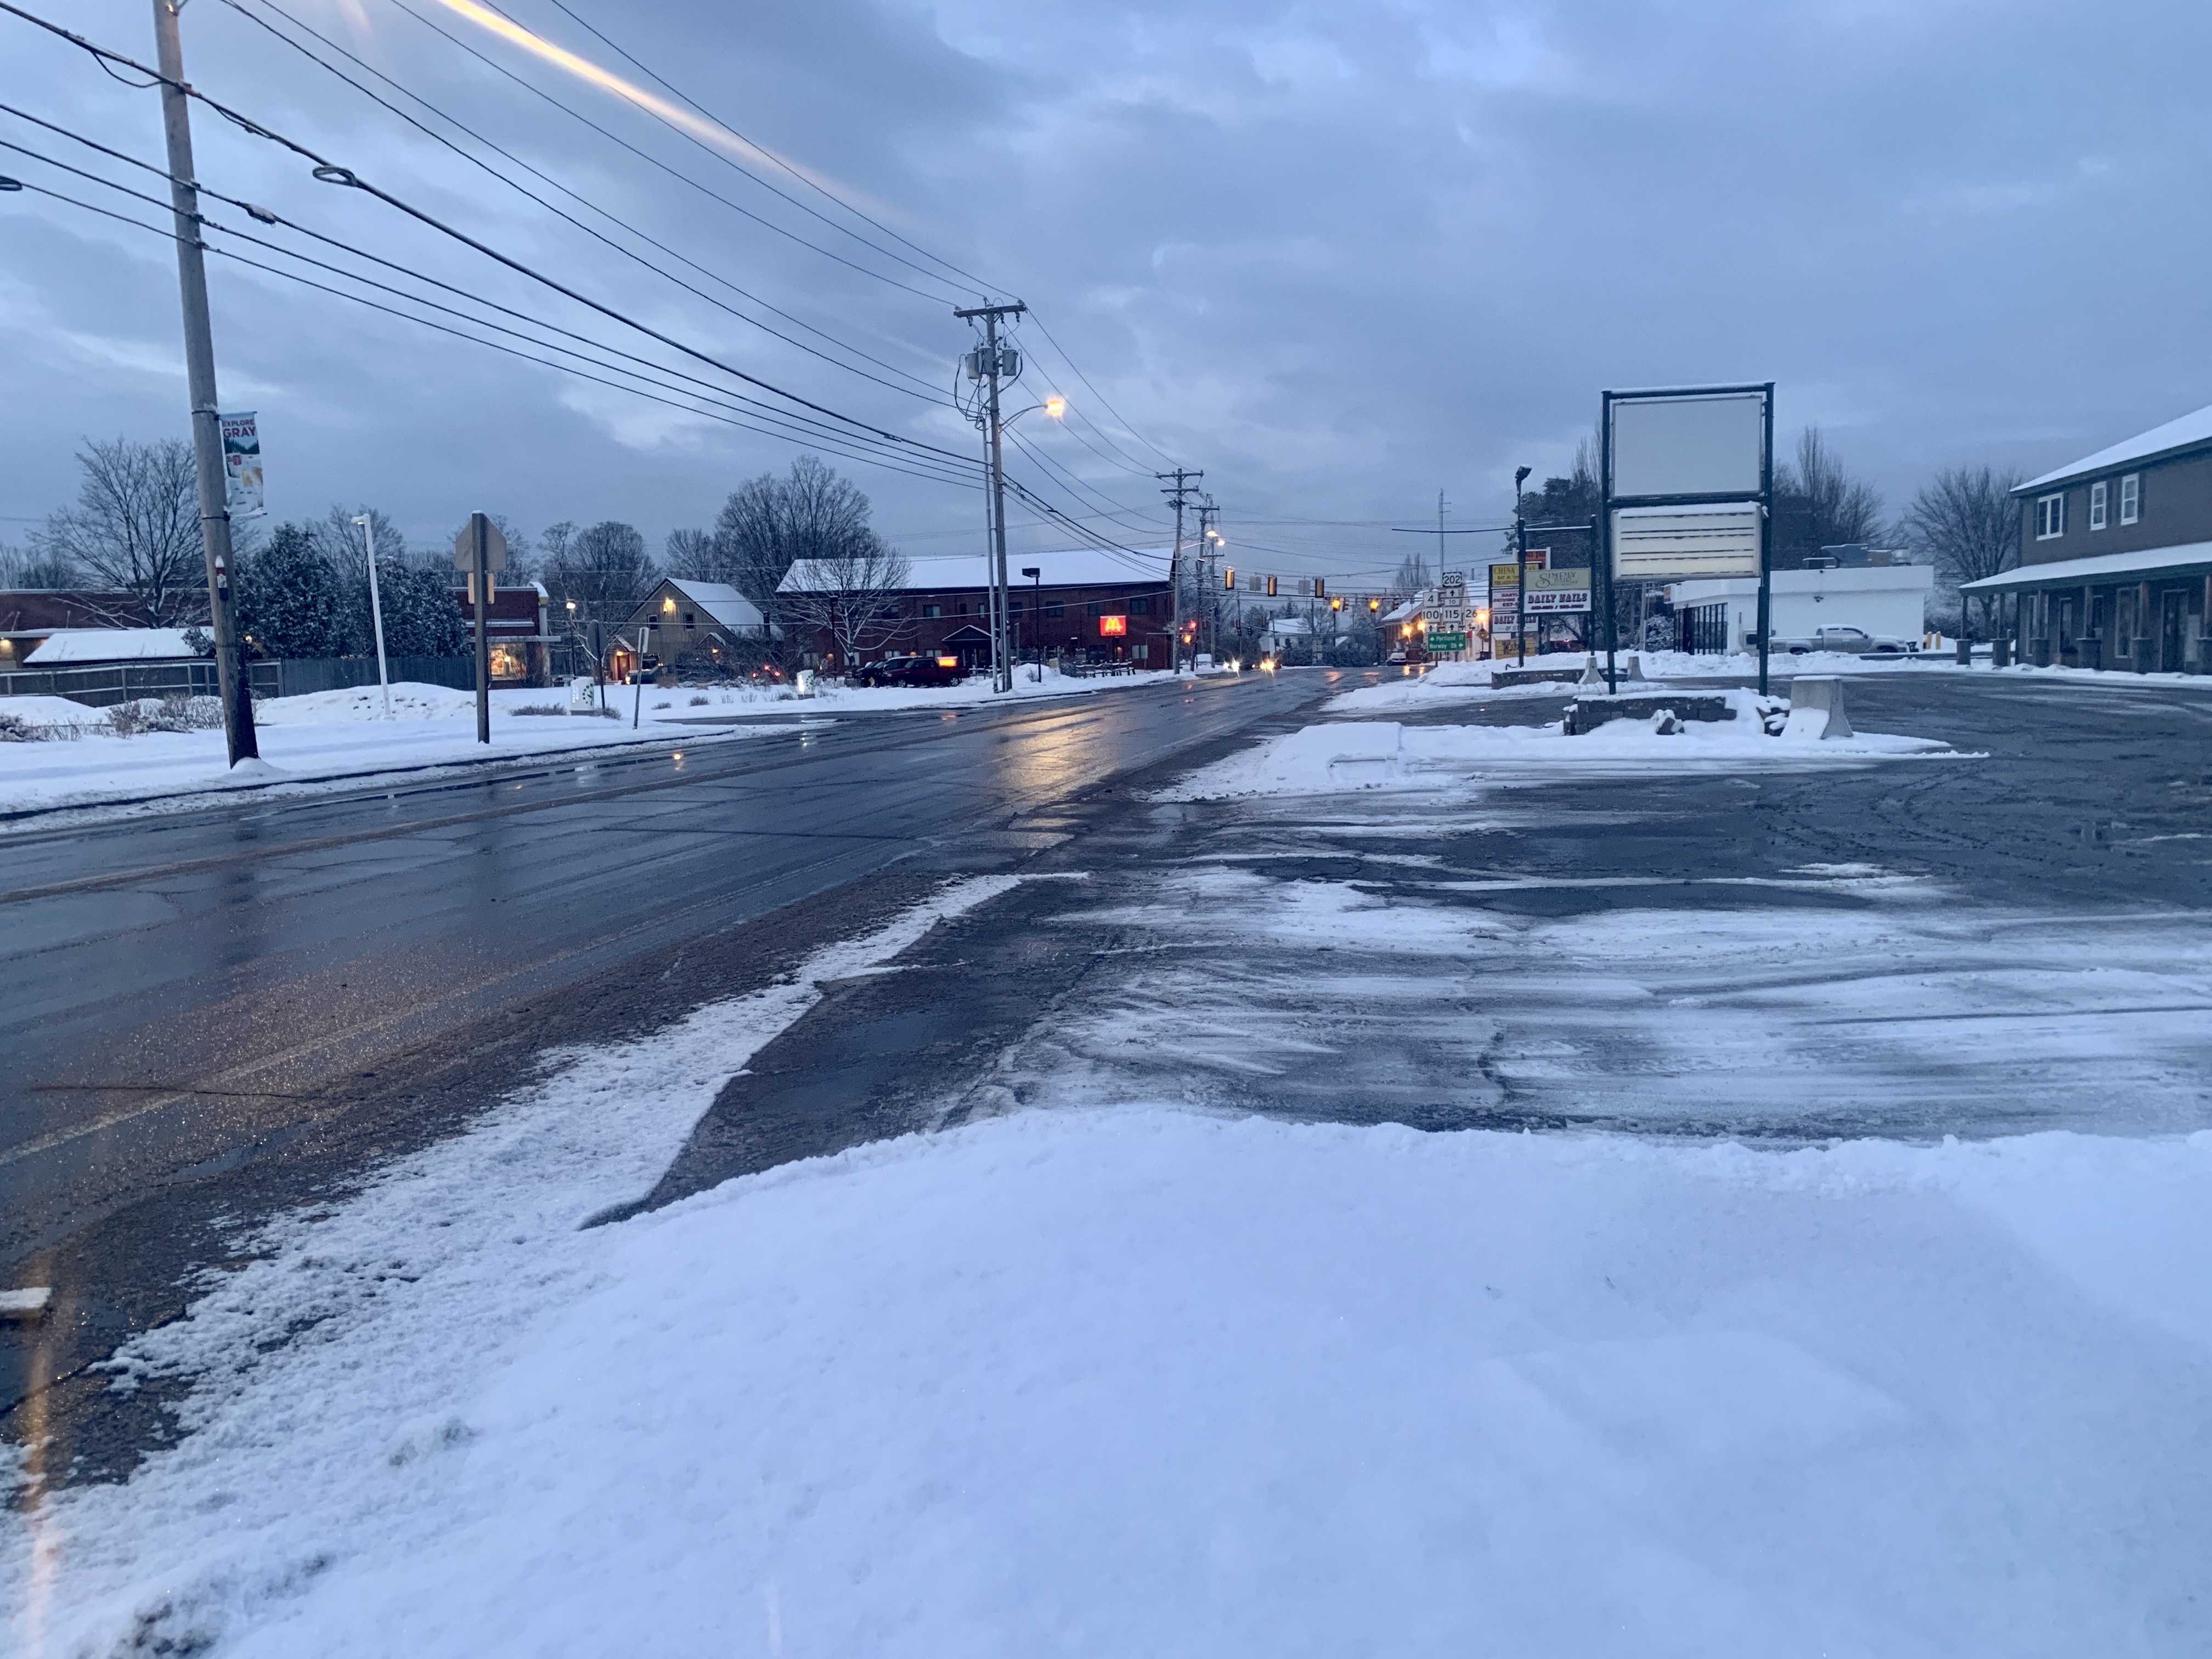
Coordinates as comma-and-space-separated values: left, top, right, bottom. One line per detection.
1, 0, 2204, 573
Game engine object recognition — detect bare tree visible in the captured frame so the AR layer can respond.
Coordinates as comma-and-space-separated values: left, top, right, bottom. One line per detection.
712, 455, 881, 628
777, 532, 912, 668
540, 518, 658, 635
31, 437, 208, 624
1902, 465, 2024, 638
663, 526, 714, 579
1773, 427, 1884, 563
0, 538, 80, 589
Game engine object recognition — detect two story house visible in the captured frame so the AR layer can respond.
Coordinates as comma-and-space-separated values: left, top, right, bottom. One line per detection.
1962, 405, 2212, 672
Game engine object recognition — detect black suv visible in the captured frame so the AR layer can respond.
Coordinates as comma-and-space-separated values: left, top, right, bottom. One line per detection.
852, 653, 968, 689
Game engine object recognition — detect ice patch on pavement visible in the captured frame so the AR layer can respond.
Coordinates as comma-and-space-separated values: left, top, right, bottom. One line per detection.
10, 1111, 2211, 1656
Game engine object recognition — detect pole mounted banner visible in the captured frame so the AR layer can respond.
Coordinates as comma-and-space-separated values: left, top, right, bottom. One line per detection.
219, 411, 265, 518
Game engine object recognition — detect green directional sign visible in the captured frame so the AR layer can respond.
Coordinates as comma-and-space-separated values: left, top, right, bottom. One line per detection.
1428, 632, 1468, 651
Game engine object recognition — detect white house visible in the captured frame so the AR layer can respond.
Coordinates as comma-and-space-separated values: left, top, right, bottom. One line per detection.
1666, 563, 1934, 650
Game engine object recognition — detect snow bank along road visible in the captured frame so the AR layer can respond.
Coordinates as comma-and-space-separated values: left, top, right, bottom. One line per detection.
0, 669, 1336, 1479
8, 667, 2211, 1657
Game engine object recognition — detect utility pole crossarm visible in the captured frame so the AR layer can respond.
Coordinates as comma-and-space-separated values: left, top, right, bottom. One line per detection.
1156, 468, 1203, 674
954, 300, 1026, 692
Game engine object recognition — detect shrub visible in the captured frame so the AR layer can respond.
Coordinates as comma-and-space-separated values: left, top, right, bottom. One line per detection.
0, 712, 33, 742
689, 694, 709, 706
508, 702, 566, 716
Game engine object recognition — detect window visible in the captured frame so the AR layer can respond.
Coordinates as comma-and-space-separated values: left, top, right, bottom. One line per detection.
922, 603, 942, 618
2089, 481, 2107, 532
1045, 601, 1065, 619
682, 611, 696, 625
956, 601, 971, 615
2121, 473, 2140, 524
1130, 597, 1152, 616
2035, 493, 2066, 540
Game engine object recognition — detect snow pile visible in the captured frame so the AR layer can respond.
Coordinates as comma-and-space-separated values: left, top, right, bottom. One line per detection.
13, 1109, 2210, 1656
0, 694, 115, 731
1162, 692, 1953, 800
663, 664, 1175, 715
251, 682, 486, 724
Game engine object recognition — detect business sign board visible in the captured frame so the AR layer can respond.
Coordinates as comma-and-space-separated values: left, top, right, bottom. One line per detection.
1607, 388, 1767, 500
219, 411, 264, 518
1526, 568, 1593, 614
1611, 505, 1760, 580
1099, 614, 1128, 636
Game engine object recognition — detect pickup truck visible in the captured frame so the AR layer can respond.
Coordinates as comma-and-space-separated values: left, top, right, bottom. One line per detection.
1764, 624, 1917, 656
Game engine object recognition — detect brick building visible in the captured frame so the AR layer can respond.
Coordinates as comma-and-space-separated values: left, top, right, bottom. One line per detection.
454, 578, 554, 684
778, 547, 1174, 672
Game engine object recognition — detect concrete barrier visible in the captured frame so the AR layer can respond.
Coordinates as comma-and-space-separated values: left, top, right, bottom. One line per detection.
1488, 663, 1581, 687
1784, 675, 1854, 739
1564, 692, 1732, 735
1577, 654, 1605, 687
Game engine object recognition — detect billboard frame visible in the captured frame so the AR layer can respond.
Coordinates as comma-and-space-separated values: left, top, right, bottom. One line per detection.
1600, 381, 1774, 694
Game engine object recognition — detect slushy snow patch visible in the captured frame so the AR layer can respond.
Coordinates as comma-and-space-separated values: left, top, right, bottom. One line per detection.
10, 1113, 2210, 1656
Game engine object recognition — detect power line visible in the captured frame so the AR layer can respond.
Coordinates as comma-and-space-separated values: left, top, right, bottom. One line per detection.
0, 164, 985, 493
0, 2, 981, 472
0, 116, 978, 484
223, 0, 952, 405
525, 0, 994, 298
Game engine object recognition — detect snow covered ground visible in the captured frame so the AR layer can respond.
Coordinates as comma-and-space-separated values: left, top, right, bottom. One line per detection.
658, 662, 1173, 716
9, 1072, 2208, 1654
1161, 690, 1955, 800
1329, 651, 1942, 713
0, 683, 787, 819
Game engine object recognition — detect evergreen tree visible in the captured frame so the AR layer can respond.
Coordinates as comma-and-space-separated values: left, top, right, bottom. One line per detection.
236, 522, 348, 658
375, 561, 468, 657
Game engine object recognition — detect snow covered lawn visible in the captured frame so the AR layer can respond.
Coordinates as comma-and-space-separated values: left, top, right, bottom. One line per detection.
0, 682, 787, 819
10, 1099, 2208, 1655
1161, 690, 1954, 800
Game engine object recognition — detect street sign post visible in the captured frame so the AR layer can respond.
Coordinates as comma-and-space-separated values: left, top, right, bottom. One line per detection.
453, 511, 509, 744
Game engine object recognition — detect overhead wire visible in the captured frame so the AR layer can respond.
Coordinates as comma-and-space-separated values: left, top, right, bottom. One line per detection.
523, 0, 992, 298
221, 0, 952, 407
0, 139, 984, 492
0, 1, 989, 473
0, 114, 979, 486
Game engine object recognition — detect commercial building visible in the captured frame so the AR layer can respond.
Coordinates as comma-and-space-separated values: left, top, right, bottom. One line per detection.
454, 578, 554, 684
778, 547, 1173, 672
1962, 404, 2212, 671
1668, 555, 1933, 652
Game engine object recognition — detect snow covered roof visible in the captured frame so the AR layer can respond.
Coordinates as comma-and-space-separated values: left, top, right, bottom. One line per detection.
659, 579, 764, 631
1380, 598, 1421, 624
780, 546, 1170, 595
2018, 404, 2212, 493
1957, 539, 2212, 592
24, 627, 201, 665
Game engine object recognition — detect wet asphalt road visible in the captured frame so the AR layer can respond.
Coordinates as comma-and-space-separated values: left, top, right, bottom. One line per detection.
641, 669, 2212, 1210
0, 670, 1341, 1468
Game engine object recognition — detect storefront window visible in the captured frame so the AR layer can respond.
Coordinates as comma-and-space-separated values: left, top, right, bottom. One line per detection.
490, 644, 526, 680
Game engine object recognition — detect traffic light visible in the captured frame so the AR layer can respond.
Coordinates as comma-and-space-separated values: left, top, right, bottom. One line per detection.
1223, 566, 1235, 590
1330, 596, 1343, 611
1368, 597, 1381, 613
1313, 578, 1327, 598
1266, 575, 1278, 597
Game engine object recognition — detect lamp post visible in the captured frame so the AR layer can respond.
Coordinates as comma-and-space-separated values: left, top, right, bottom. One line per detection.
1020, 566, 1042, 681
1513, 464, 1532, 666
353, 514, 392, 718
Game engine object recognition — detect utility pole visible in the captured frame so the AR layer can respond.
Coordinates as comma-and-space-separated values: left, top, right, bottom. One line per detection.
354, 514, 391, 718
151, 0, 256, 765
1194, 498, 1218, 662
954, 301, 1025, 693
1157, 467, 1202, 674
1512, 465, 1531, 667
1435, 489, 1448, 595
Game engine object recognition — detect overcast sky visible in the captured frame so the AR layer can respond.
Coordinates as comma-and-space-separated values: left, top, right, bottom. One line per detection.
2, 0, 2205, 585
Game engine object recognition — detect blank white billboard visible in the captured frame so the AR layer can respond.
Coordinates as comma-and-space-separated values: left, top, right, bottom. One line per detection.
1609, 390, 1767, 499
1612, 505, 1761, 579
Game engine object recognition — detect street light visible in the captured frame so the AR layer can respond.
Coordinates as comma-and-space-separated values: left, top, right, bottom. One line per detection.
352, 514, 392, 718
985, 397, 1068, 693
1020, 565, 1042, 681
